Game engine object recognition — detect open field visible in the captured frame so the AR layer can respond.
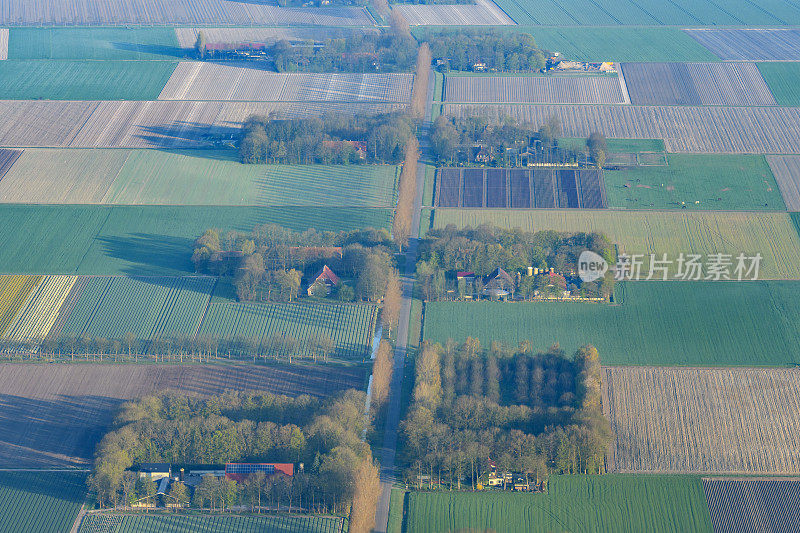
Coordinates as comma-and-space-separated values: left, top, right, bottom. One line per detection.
3, 275, 76, 349
405, 475, 712, 533
159, 63, 414, 103
0, 276, 40, 337
8, 27, 181, 60
0, 471, 86, 533
0, 149, 398, 207
0, 205, 392, 275
176, 27, 376, 48
686, 28, 800, 60
0, 61, 177, 101
495, 0, 799, 25
604, 367, 800, 473
0, 0, 374, 25
604, 154, 784, 211
0, 28, 6, 60
0, 362, 367, 467
443, 103, 800, 153
393, 0, 513, 25
79, 513, 346, 533
424, 282, 800, 367
444, 74, 626, 104
767, 155, 800, 210
758, 62, 800, 106
436, 167, 606, 208
0, 100, 406, 149
198, 302, 377, 360
621, 62, 776, 106
0, 148, 21, 180
703, 478, 800, 533
433, 209, 800, 279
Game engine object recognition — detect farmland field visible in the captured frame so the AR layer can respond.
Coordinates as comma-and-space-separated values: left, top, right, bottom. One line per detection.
0, 205, 392, 275
703, 478, 800, 533
7, 27, 181, 60
442, 103, 800, 153
393, 0, 513, 25
444, 74, 626, 104
159, 63, 414, 103
0, 471, 86, 533
604, 367, 800, 473
621, 62, 776, 106
758, 62, 800, 106
198, 302, 378, 360
79, 513, 346, 533
0, 362, 367, 467
3, 275, 76, 349
404, 475, 712, 533
175, 27, 377, 49
0, 28, 7, 60
767, 155, 800, 210
0, 0, 375, 25
0, 149, 21, 180
432, 209, 800, 280
424, 282, 800, 367
604, 154, 784, 211
0, 276, 41, 336
0, 60, 177, 100
686, 29, 800, 61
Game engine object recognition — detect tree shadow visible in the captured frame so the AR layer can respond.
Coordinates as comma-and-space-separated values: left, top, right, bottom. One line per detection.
135, 121, 241, 148
94, 233, 194, 276
111, 41, 188, 59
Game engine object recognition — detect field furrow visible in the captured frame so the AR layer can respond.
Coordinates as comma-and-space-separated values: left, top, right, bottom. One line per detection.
444, 75, 625, 104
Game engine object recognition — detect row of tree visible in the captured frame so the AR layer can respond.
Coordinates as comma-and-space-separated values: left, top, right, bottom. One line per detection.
425, 28, 546, 72
400, 341, 613, 490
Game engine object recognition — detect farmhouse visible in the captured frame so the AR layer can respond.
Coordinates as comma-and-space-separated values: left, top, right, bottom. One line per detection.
307, 265, 340, 296
138, 463, 171, 481
483, 268, 514, 299
225, 462, 294, 483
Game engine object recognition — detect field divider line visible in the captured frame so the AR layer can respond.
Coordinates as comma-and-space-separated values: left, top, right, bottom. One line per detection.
616, 64, 632, 105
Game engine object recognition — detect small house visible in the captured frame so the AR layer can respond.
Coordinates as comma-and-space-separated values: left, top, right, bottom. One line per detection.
456, 271, 475, 282
483, 268, 515, 299
139, 463, 171, 481
307, 265, 340, 296
472, 62, 487, 72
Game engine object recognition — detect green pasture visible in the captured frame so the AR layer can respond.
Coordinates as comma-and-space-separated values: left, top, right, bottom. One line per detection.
559, 137, 665, 153
0, 471, 86, 533
758, 62, 800, 107
7, 27, 182, 60
424, 281, 800, 366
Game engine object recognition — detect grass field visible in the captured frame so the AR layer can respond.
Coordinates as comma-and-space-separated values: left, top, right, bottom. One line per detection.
432, 209, 800, 280
424, 281, 800, 366
405, 475, 712, 533
0, 205, 392, 275
0, 471, 86, 533
7, 27, 182, 60
604, 154, 784, 211
78, 513, 346, 533
559, 137, 665, 153
758, 62, 800, 107
0, 60, 177, 100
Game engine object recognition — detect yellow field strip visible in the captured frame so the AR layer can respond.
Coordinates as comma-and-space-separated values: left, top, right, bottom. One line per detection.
0, 275, 42, 336
3, 276, 77, 348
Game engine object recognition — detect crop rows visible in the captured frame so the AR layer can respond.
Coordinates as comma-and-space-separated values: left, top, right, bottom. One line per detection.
703, 478, 800, 533
686, 29, 800, 61
767, 155, 800, 210
604, 367, 800, 474
2, 275, 76, 350
443, 103, 800, 153
0, 471, 87, 533
444, 75, 625, 104
198, 302, 377, 360
0, 28, 7, 60
0, 0, 374, 25
0, 100, 406, 149
159, 63, 413, 103
436, 167, 606, 208
393, 0, 513, 25
9, 27, 180, 61
0, 148, 21, 181
0, 275, 40, 336
80, 513, 346, 533
621, 62, 775, 106
175, 27, 378, 49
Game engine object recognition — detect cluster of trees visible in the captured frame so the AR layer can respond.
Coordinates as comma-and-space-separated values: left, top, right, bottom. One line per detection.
89, 389, 379, 528
416, 224, 615, 300
239, 112, 414, 165
400, 341, 613, 489
424, 29, 546, 72
191, 224, 396, 303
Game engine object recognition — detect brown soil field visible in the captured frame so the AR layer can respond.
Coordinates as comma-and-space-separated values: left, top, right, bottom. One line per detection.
0, 362, 366, 468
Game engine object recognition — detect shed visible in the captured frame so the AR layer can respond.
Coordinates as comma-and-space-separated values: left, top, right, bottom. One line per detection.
139, 463, 172, 481
225, 463, 294, 483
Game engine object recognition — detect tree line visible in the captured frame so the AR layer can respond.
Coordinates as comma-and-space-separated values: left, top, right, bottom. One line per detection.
425, 28, 546, 72
400, 341, 613, 490
89, 389, 379, 530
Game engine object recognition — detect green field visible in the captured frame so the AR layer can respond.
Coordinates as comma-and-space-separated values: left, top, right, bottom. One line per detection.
0, 60, 177, 100
604, 154, 784, 211
559, 137, 665, 153
0, 471, 86, 533
432, 209, 800, 280
424, 281, 800, 366
0, 205, 392, 275
7, 27, 183, 60
78, 513, 345, 533
198, 302, 378, 360
405, 475, 712, 533
758, 63, 800, 107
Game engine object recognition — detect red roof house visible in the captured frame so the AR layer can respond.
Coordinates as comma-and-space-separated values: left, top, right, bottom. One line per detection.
308, 265, 340, 296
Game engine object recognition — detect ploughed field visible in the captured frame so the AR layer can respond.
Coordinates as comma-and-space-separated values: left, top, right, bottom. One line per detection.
703, 478, 800, 533
0, 471, 87, 533
78, 513, 347, 533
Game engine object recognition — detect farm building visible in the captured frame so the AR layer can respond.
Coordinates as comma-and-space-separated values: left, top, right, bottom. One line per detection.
483, 268, 514, 299
224, 463, 294, 483
307, 265, 340, 296
138, 463, 171, 481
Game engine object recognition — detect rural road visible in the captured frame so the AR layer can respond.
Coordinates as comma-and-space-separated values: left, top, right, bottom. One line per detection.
373, 72, 435, 532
